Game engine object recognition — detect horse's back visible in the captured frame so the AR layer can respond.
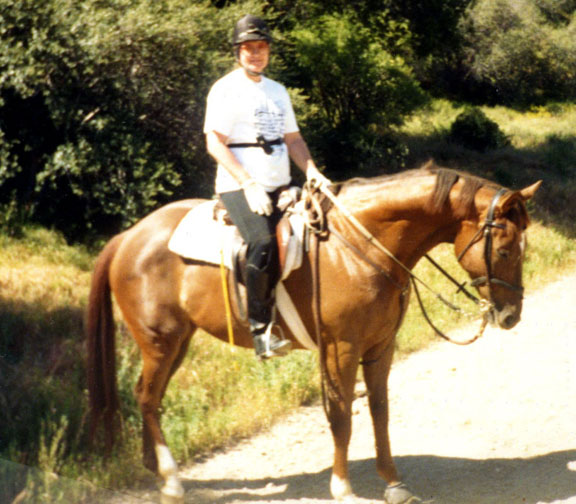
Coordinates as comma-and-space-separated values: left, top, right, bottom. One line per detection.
134, 198, 207, 234
108, 199, 207, 296
113, 199, 205, 257
101, 199, 213, 347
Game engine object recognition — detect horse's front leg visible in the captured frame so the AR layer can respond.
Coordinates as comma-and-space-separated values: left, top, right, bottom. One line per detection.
362, 341, 421, 504
323, 339, 360, 500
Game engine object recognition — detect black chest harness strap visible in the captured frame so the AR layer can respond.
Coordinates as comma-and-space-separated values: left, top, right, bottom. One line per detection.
228, 136, 284, 155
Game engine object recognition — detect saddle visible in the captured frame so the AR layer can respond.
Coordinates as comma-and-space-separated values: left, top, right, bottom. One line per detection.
168, 187, 306, 281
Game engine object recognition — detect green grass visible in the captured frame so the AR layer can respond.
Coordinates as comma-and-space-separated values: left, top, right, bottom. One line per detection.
0, 226, 321, 502
486, 103, 576, 150
2, 101, 576, 502
400, 100, 576, 230
401, 100, 576, 150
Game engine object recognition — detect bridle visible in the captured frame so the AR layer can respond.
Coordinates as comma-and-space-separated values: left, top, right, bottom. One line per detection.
455, 188, 524, 304
305, 184, 525, 346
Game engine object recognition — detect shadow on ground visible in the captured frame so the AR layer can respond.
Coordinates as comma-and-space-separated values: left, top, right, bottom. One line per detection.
182, 449, 576, 503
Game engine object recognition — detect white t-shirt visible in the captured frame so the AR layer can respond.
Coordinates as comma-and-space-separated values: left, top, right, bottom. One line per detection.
204, 68, 299, 193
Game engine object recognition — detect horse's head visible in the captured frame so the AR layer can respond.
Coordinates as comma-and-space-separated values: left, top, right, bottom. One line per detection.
454, 181, 541, 329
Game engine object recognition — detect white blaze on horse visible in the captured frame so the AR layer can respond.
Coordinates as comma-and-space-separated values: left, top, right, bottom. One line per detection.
86, 162, 540, 503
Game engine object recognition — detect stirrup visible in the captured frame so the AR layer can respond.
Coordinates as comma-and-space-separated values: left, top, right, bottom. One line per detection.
253, 323, 292, 360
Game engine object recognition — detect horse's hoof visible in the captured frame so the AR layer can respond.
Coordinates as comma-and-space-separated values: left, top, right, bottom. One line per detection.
160, 492, 184, 504
384, 482, 422, 504
159, 480, 185, 504
330, 474, 354, 500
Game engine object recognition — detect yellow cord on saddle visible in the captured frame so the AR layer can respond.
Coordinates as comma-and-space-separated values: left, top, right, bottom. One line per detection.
219, 247, 235, 348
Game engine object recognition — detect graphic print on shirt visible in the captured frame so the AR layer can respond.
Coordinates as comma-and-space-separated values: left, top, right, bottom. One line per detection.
254, 98, 285, 141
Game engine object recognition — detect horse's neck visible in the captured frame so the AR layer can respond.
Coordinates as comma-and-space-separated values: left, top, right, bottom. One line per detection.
336, 176, 462, 269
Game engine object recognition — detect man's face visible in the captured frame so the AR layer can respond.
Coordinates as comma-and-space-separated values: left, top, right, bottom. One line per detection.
238, 40, 270, 79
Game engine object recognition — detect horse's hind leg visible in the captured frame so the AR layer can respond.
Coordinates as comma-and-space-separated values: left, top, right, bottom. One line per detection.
129, 317, 194, 502
136, 330, 193, 467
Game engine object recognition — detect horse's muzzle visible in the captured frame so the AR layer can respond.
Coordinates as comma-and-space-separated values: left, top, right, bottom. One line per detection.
488, 303, 521, 330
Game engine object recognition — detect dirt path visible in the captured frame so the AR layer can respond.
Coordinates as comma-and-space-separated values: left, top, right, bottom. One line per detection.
118, 272, 576, 504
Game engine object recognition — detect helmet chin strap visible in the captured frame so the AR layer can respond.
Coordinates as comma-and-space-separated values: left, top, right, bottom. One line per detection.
237, 59, 263, 78
246, 68, 263, 77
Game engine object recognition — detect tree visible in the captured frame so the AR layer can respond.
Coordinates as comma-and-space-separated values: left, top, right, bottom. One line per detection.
0, 0, 257, 239
284, 12, 427, 175
459, 0, 576, 105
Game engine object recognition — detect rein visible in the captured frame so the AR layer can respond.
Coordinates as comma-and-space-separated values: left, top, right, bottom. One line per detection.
310, 216, 345, 414
305, 183, 516, 346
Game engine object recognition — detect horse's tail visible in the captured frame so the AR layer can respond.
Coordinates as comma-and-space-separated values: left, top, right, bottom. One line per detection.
86, 233, 124, 451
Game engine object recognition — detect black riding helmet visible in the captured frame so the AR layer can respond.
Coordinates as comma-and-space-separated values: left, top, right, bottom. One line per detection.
233, 14, 272, 54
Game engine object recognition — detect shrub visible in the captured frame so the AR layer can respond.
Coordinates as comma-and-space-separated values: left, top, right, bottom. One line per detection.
543, 134, 576, 176
0, 0, 257, 240
448, 108, 510, 151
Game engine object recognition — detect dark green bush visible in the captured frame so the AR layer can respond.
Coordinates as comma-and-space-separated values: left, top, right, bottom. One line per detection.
286, 12, 427, 175
459, 0, 576, 104
448, 108, 510, 151
0, 0, 239, 240
543, 134, 576, 175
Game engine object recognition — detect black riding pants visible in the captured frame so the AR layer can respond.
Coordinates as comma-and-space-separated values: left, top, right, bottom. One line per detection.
219, 189, 282, 329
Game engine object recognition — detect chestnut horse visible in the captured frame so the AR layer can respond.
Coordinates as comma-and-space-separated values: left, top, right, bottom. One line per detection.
86, 164, 540, 503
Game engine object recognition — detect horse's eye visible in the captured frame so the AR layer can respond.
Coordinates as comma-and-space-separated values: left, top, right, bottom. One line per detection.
497, 248, 510, 259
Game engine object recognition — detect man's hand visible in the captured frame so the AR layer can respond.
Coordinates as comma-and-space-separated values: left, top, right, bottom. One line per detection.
242, 179, 273, 216
306, 165, 332, 190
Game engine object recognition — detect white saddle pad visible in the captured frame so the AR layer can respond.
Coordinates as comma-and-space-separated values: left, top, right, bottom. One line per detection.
168, 200, 239, 269
168, 200, 305, 279
167, 200, 317, 350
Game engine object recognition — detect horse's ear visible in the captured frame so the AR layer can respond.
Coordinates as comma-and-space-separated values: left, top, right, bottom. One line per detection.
496, 180, 542, 216
496, 181, 541, 228
519, 180, 542, 201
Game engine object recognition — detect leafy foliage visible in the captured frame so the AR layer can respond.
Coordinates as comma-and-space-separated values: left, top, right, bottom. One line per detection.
0, 0, 249, 239
459, 0, 576, 104
286, 12, 427, 175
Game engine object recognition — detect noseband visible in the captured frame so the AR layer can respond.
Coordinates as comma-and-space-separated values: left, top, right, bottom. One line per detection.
457, 188, 524, 301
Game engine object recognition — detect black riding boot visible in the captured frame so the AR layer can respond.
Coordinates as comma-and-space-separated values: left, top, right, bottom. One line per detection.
246, 264, 291, 359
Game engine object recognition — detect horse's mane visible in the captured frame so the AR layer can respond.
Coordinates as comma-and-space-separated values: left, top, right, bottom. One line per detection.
427, 163, 502, 218
339, 160, 503, 219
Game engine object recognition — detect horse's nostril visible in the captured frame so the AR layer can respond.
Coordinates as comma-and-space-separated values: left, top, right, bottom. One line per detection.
503, 313, 518, 329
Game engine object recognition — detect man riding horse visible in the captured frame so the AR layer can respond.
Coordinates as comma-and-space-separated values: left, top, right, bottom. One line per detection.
203, 14, 330, 359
